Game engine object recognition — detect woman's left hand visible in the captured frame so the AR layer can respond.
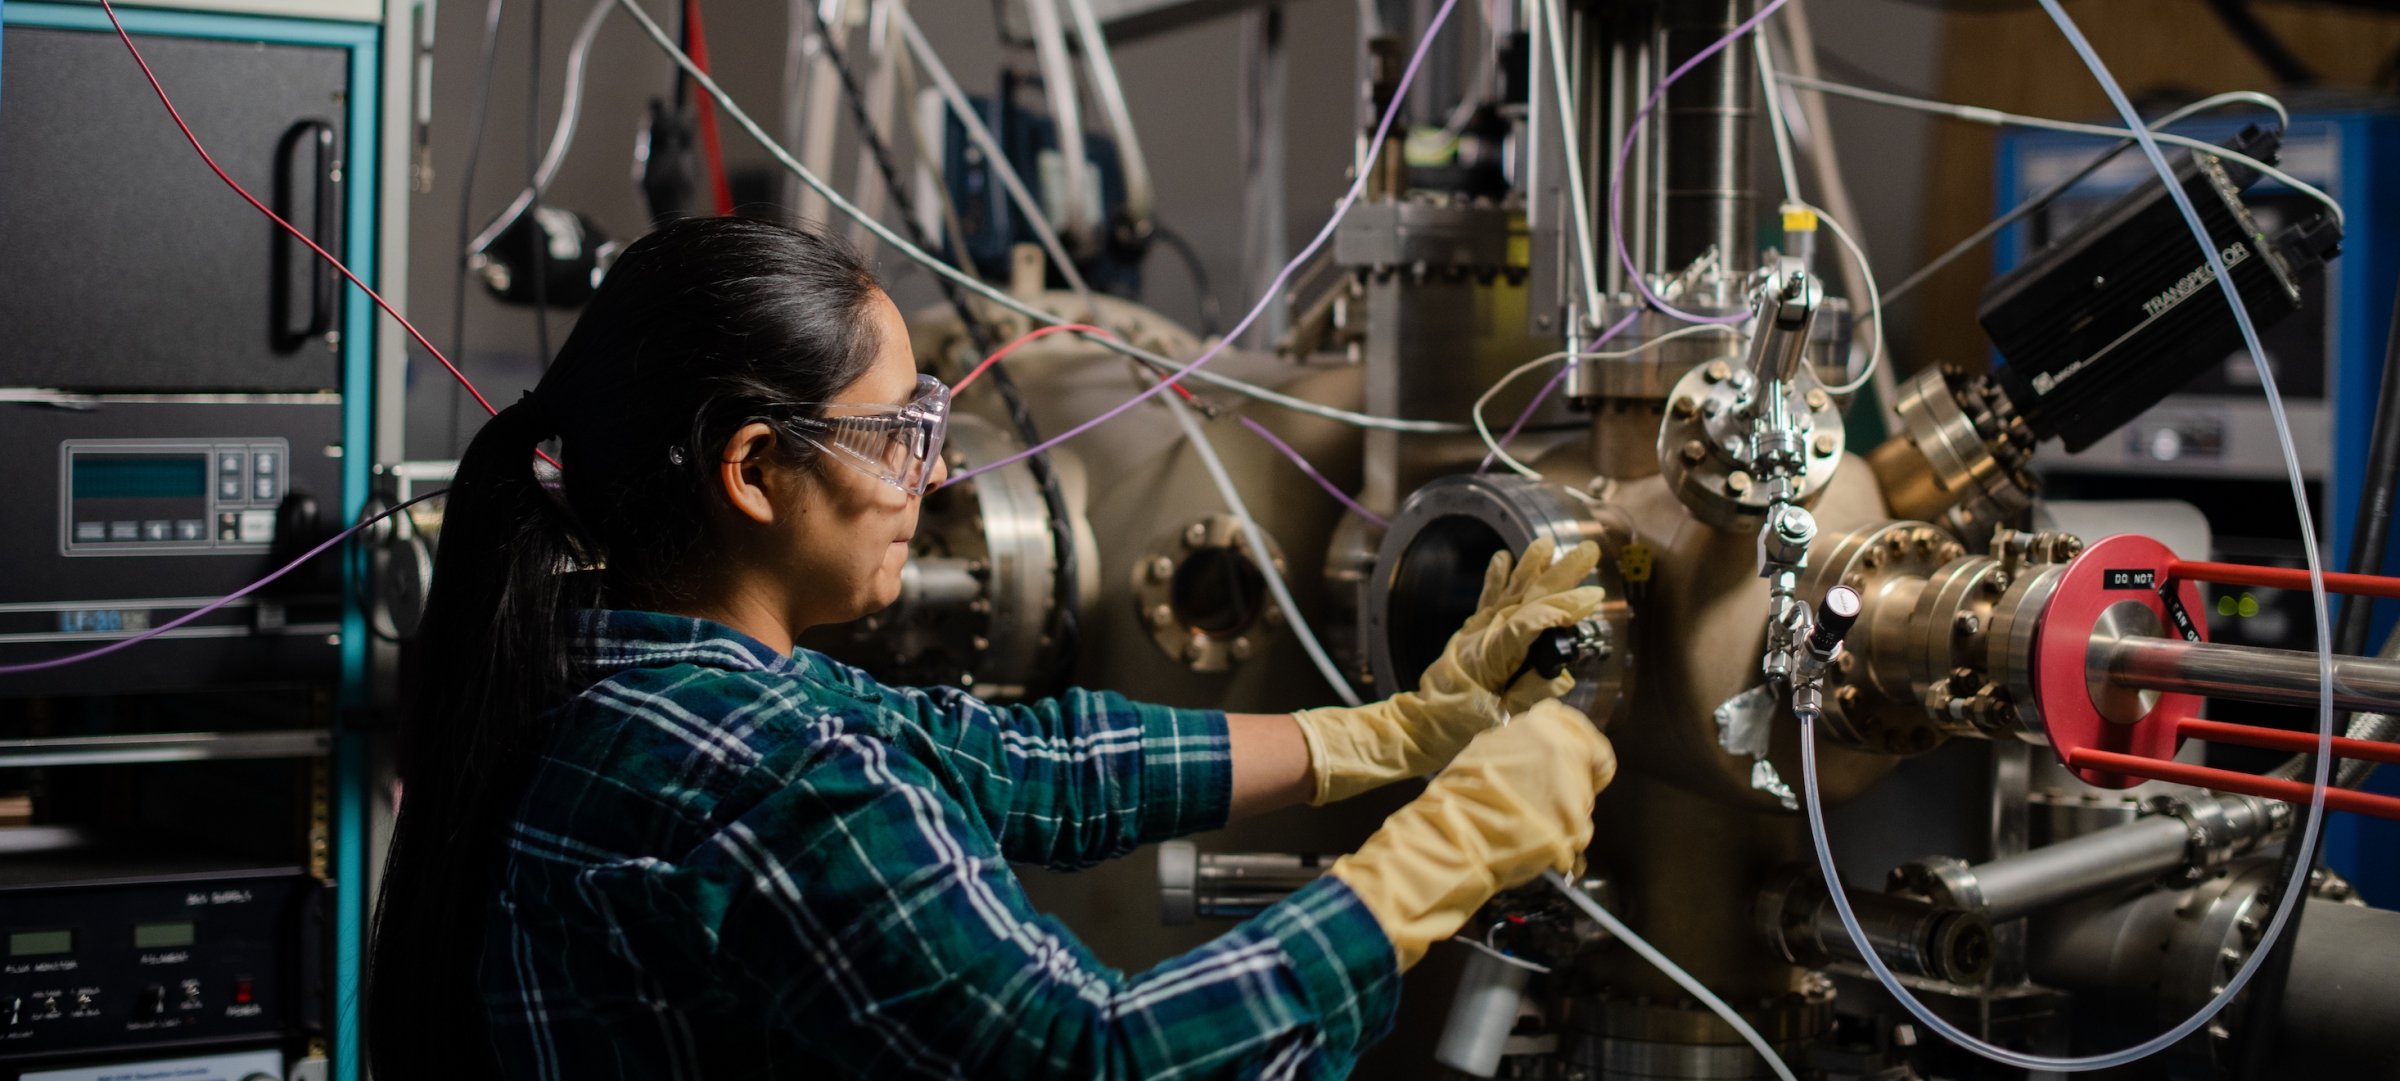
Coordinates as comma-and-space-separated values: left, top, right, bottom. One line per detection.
1290, 537, 1604, 805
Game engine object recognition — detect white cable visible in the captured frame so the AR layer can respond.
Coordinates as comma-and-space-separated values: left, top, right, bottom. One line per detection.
1023, 0, 1096, 257
1775, 72, 2342, 231
613, 0, 1470, 434
890, 7, 1097, 308
1473, 326, 1744, 480
1884, 89, 2295, 308
1165, 395, 1362, 706
1061, 0, 1155, 229
469, 0, 611, 254
1752, 34, 1803, 206
1808, 206, 1880, 396
1543, 872, 1800, 1081
1538, 0, 1605, 322
1798, 3, 2336, 1071
1474, 353, 1574, 481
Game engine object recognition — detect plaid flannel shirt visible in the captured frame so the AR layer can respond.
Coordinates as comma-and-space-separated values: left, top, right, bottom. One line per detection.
482, 609, 1400, 1079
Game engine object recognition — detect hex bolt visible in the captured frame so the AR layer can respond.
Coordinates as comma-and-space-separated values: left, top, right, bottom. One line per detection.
1149, 604, 1175, 628
1705, 360, 1732, 383
1149, 556, 1176, 582
1671, 396, 1698, 419
1681, 439, 1708, 464
1805, 388, 1830, 412
1726, 471, 1753, 495
1229, 638, 1254, 661
1953, 612, 1981, 636
1184, 522, 1210, 548
1813, 432, 1839, 456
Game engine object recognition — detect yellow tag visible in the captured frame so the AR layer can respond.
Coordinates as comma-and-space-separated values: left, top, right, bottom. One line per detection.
1618, 543, 1654, 584
1781, 206, 1819, 233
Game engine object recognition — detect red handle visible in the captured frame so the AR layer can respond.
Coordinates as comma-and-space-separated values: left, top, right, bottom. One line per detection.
2064, 747, 2400, 821
2177, 717, 2400, 767
2166, 560, 2400, 600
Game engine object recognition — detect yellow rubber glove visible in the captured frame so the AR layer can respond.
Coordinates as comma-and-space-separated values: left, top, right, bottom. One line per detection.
1327, 699, 1615, 970
1291, 537, 1605, 805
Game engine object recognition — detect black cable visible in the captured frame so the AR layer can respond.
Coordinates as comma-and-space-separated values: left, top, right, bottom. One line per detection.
804, 4, 1083, 690
2233, 276, 2400, 1080
528, 0, 551, 365
2336, 282, 2400, 658
1149, 223, 1224, 339
447, 0, 509, 456
2203, 0, 2318, 88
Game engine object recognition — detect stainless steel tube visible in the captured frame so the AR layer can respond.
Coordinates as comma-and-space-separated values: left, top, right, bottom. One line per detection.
1659, 0, 1755, 275
2095, 636, 2400, 716
1970, 815, 2190, 922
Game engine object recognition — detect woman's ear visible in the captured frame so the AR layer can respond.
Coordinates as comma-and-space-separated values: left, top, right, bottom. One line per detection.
716, 422, 784, 525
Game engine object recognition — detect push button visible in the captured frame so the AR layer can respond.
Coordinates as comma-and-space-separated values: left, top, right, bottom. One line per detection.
220, 476, 245, 501
253, 450, 277, 475
176, 519, 205, 541
219, 451, 244, 474
109, 521, 138, 542
136, 984, 166, 1020
142, 520, 171, 542
75, 521, 106, 543
253, 475, 279, 501
218, 512, 240, 541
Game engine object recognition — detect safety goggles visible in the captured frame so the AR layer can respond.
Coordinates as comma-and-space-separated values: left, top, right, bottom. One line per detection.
774, 373, 952, 496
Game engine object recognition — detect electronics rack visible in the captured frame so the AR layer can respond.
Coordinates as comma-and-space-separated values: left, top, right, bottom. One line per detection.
0, 2, 415, 1079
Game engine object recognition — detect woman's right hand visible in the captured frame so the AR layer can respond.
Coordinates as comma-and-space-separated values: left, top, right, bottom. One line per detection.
1325, 699, 1615, 970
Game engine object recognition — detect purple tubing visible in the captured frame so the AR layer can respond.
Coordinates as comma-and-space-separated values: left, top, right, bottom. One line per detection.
1238, 415, 1388, 528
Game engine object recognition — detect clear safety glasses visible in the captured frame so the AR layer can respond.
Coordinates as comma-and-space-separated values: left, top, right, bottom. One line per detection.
776, 373, 952, 496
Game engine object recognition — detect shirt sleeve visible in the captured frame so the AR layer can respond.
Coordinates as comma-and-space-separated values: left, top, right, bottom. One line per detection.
683, 728, 1400, 1081
879, 679, 1233, 870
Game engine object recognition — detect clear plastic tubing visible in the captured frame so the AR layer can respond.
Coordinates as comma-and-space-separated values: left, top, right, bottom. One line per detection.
1799, 2, 2336, 1071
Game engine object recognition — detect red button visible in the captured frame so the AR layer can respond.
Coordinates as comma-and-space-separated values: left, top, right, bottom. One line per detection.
232, 979, 253, 1005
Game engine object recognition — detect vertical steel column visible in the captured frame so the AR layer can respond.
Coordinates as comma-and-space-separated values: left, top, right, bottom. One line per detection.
1659, 0, 1754, 276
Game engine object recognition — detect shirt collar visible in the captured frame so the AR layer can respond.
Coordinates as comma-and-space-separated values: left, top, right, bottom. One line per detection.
572, 608, 799, 677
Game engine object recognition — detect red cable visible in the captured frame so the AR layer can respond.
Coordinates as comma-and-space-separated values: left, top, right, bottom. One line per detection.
685, 0, 736, 216
98, 0, 558, 468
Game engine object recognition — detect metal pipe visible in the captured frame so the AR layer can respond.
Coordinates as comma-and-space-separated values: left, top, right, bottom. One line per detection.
2097, 636, 2400, 716
1968, 816, 2190, 922
1760, 870, 1993, 985
1895, 794, 2280, 922
1158, 842, 1330, 924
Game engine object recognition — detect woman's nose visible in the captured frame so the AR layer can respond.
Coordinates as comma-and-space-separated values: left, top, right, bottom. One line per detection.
923, 453, 951, 493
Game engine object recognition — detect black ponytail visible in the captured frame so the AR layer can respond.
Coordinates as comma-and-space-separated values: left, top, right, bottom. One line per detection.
367, 217, 883, 1077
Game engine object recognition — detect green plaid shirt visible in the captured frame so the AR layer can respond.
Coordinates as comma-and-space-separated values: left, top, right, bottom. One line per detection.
482, 609, 1399, 1079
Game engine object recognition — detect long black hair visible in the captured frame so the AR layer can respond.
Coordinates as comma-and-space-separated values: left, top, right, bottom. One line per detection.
367, 217, 885, 1077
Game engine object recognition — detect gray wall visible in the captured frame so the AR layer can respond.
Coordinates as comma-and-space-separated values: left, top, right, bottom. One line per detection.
400, 0, 1952, 458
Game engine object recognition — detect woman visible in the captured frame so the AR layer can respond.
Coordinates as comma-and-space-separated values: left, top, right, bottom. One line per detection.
367, 216, 1614, 1079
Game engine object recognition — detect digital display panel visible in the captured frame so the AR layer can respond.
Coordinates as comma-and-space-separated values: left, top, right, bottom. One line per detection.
9, 929, 74, 956
134, 921, 197, 949
72, 455, 207, 501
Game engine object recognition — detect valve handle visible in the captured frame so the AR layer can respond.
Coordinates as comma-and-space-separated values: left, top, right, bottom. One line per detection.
1807, 585, 1863, 655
